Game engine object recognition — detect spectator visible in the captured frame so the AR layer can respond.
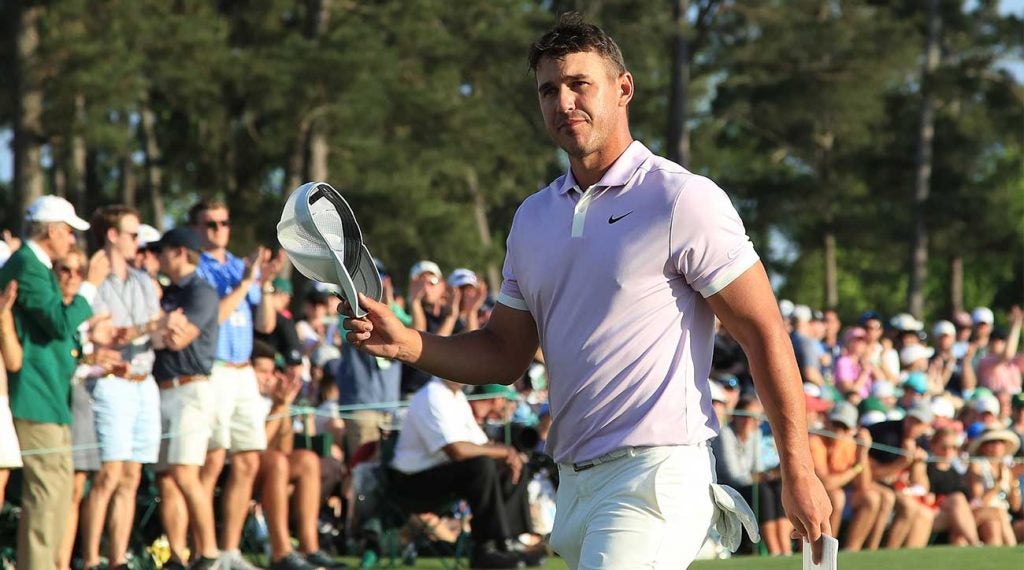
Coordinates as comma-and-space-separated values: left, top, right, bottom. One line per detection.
965, 427, 1021, 545
952, 311, 974, 359
295, 288, 331, 359
151, 227, 221, 569
1011, 393, 1024, 455
712, 396, 792, 555
190, 199, 277, 570
931, 320, 961, 394
133, 224, 163, 281
821, 309, 842, 382
330, 339, 402, 455
861, 311, 900, 382
867, 402, 936, 548
710, 381, 729, 424
926, 428, 983, 546
975, 307, 1022, 398
809, 402, 893, 551
447, 268, 489, 332
890, 313, 925, 351
834, 327, 878, 403
253, 275, 305, 384
713, 373, 742, 412
402, 260, 461, 396
389, 376, 538, 568
0, 271, 19, 514
251, 341, 340, 570
790, 305, 825, 386
0, 196, 106, 569
971, 307, 996, 362
972, 394, 1003, 428
80, 205, 164, 570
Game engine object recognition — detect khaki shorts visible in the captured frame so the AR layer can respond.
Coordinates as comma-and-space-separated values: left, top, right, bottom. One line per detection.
208, 363, 268, 453
157, 379, 213, 470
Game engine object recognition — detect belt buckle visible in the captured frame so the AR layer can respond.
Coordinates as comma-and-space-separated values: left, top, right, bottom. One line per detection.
572, 461, 595, 473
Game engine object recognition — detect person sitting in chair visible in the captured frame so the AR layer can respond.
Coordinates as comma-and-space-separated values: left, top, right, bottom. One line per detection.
389, 376, 541, 569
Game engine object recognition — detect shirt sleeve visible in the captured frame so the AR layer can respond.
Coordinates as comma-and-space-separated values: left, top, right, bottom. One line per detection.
183, 283, 220, 333
670, 177, 760, 298
496, 234, 529, 312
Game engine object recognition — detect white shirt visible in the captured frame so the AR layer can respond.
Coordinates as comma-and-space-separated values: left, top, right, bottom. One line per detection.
391, 378, 489, 474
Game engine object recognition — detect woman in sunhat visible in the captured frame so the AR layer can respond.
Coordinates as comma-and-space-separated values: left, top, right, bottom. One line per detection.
965, 427, 1021, 545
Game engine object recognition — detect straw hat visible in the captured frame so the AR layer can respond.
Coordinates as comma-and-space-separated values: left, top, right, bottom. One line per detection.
967, 428, 1021, 457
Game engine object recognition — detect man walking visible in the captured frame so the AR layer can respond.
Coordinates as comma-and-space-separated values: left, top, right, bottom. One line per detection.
341, 14, 831, 568
80, 205, 164, 570
190, 200, 276, 569
0, 196, 107, 570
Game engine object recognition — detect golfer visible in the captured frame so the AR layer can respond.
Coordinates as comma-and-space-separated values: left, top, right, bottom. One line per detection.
343, 13, 831, 568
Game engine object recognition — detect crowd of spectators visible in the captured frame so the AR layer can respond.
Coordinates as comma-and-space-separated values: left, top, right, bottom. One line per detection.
0, 193, 1020, 569
711, 301, 1024, 555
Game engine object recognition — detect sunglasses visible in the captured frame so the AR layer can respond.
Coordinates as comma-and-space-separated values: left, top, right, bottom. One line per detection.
205, 220, 231, 230
56, 265, 84, 278
937, 443, 959, 450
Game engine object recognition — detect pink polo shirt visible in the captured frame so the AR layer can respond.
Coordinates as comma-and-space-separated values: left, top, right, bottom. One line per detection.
497, 141, 760, 464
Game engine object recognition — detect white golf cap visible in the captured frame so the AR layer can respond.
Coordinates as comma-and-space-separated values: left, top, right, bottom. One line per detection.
971, 307, 994, 325
448, 268, 478, 288
871, 380, 896, 399
890, 312, 924, 332
25, 195, 90, 231
931, 320, 956, 337
137, 224, 161, 248
277, 182, 382, 318
899, 344, 934, 366
779, 299, 795, 319
792, 304, 813, 323
709, 381, 728, 404
410, 260, 442, 281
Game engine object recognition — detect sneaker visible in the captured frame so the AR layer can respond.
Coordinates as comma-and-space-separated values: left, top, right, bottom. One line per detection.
504, 540, 546, 568
165, 559, 188, 570
219, 550, 262, 570
190, 556, 222, 570
469, 544, 524, 570
269, 552, 318, 570
302, 551, 347, 569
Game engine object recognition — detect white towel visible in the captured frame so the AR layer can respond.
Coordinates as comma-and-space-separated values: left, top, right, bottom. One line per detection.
709, 483, 761, 552
802, 535, 839, 570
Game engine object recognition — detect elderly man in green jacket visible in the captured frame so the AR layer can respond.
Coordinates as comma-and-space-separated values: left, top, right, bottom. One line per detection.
0, 196, 108, 570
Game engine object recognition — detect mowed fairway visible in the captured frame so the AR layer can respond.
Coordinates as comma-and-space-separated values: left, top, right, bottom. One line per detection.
336, 545, 1024, 569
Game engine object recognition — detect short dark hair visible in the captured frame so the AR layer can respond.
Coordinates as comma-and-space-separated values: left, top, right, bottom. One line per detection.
187, 199, 229, 225
528, 12, 626, 75
91, 205, 140, 246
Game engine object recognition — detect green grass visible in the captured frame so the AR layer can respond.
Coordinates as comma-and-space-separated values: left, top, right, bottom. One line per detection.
332, 546, 1024, 569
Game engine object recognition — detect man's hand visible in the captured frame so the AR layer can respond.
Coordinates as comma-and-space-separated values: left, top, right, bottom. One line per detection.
856, 428, 873, 459
87, 249, 111, 286
408, 278, 426, 303
259, 248, 285, 285
0, 280, 17, 314
2, 230, 22, 253
271, 371, 303, 407
343, 293, 417, 361
783, 469, 833, 565
504, 445, 524, 484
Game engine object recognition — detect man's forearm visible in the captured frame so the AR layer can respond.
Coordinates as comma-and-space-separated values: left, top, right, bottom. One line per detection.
217, 279, 253, 323
399, 328, 535, 386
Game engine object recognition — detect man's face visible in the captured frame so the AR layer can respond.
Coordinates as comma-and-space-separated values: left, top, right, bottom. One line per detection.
156, 246, 179, 275
536, 51, 632, 160
824, 311, 841, 336
936, 333, 954, 351
864, 319, 883, 342
253, 356, 276, 394
48, 223, 76, 258
111, 214, 140, 260
416, 272, 444, 305
195, 207, 231, 250
55, 253, 85, 299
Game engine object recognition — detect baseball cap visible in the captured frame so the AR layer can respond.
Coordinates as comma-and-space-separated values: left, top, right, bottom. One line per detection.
931, 397, 956, 419
973, 395, 1000, 416
778, 299, 795, 320
25, 195, 90, 231
931, 320, 956, 338
152, 227, 201, 253
858, 310, 882, 326
709, 381, 728, 404
903, 371, 929, 394
448, 268, 478, 288
476, 384, 518, 399
805, 393, 832, 413
410, 260, 442, 281
890, 313, 924, 332
905, 401, 935, 425
899, 345, 934, 367
792, 305, 812, 323
860, 397, 889, 415
270, 276, 293, 295
971, 307, 994, 325
277, 182, 382, 319
137, 224, 161, 249
859, 410, 888, 427
843, 327, 868, 344
828, 402, 859, 429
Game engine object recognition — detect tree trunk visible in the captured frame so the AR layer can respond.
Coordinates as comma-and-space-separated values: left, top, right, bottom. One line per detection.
14, 3, 45, 214
301, 1, 332, 185
140, 102, 167, 230
666, 0, 691, 166
466, 167, 501, 291
824, 229, 838, 309
71, 95, 88, 214
308, 127, 329, 182
907, 0, 941, 319
286, 115, 312, 191
949, 255, 963, 316
121, 116, 137, 208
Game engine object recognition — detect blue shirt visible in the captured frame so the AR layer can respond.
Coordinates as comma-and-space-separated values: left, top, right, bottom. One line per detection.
196, 251, 261, 363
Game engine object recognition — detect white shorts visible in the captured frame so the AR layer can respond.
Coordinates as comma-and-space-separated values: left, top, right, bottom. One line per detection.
550, 444, 716, 569
0, 396, 22, 469
157, 379, 213, 470
208, 363, 267, 452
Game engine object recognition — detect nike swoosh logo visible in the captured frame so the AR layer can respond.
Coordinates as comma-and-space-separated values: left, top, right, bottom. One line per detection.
608, 211, 633, 224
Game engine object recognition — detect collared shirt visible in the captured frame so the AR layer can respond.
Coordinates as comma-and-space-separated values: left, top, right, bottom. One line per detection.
391, 378, 489, 474
497, 141, 760, 465
94, 268, 161, 375
329, 343, 401, 407
154, 271, 220, 381
196, 251, 260, 363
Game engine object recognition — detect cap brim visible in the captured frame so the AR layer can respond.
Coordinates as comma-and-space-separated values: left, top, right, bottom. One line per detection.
68, 216, 90, 231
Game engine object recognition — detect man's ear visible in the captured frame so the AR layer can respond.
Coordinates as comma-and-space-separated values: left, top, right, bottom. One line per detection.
618, 72, 634, 107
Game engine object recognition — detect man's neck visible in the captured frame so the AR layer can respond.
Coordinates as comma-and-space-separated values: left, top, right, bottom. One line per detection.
31, 239, 58, 263
567, 133, 633, 189
107, 247, 129, 279
205, 247, 227, 263
170, 265, 196, 285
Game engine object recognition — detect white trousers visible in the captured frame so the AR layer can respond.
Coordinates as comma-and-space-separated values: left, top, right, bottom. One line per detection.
550, 444, 716, 569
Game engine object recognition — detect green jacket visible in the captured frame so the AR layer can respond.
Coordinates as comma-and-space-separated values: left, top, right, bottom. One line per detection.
0, 244, 92, 424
